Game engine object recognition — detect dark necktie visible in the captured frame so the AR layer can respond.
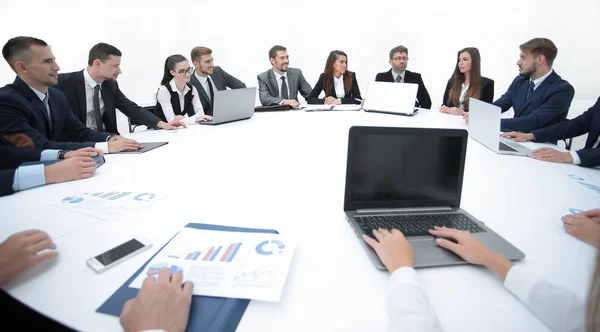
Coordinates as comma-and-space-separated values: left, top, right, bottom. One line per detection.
207, 77, 215, 108
42, 94, 52, 129
395, 75, 402, 83
93, 85, 103, 131
525, 81, 535, 101
281, 76, 289, 99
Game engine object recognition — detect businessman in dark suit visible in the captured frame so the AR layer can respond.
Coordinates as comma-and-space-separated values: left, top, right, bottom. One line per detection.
501, 97, 600, 167
0, 37, 142, 152
189, 46, 246, 116
375, 45, 432, 109
55, 43, 185, 134
257, 45, 312, 107
491, 38, 574, 132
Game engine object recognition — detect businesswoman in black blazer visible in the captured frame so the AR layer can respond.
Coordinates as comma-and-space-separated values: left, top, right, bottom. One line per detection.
155, 54, 212, 124
307, 50, 362, 105
440, 47, 494, 115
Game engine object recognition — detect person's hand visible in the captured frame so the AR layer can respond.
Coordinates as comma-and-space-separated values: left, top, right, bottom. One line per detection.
362, 228, 414, 273
195, 115, 213, 122
500, 132, 535, 142
157, 119, 187, 130
463, 112, 469, 124
446, 107, 464, 115
282, 99, 300, 108
44, 157, 97, 184
108, 136, 144, 153
173, 115, 185, 121
562, 214, 600, 248
0, 230, 58, 284
428, 227, 493, 265
580, 209, 600, 223
529, 148, 573, 163
440, 105, 449, 113
120, 268, 193, 332
330, 98, 342, 105
64, 147, 104, 159
324, 96, 337, 105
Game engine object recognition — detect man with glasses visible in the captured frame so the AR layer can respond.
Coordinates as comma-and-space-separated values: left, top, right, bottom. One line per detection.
56, 43, 185, 134
189, 46, 246, 116
375, 45, 432, 109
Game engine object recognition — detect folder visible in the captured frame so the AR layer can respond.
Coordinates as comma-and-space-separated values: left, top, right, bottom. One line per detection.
97, 223, 279, 332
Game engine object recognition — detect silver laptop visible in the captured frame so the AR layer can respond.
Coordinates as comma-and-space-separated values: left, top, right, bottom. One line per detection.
201, 87, 256, 125
362, 81, 419, 116
343, 126, 525, 269
469, 98, 532, 156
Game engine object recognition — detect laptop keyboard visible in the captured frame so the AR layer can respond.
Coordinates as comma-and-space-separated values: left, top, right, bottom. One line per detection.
355, 213, 486, 238
499, 142, 518, 152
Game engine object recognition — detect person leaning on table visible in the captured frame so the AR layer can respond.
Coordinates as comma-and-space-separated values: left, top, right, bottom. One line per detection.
363, 209, 600, 331
307, 50, 362, 105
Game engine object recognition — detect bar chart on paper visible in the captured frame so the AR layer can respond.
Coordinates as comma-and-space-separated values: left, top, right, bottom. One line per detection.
181, 242, 242, 262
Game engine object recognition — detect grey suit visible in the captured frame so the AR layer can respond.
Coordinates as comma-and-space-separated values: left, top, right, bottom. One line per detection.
189, 66, 246, 116
257, 68, 312, 106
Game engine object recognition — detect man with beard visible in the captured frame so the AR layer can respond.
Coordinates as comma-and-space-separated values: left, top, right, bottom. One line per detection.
189, 46, 246, 116
475, 38, 574, 133
257, 45, 312, 107
56, 43, 186, 134
375, 45, 432, 109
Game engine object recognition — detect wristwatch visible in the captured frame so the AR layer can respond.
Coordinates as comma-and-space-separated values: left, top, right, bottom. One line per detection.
57, 150, 68, 159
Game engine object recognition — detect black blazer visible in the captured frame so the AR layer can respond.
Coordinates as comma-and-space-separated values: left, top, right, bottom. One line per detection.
189, 66, 247, 116
442, 76, 494, 111
0, 77, 110, 150
532, 96, 600, 167
307, 72, 362, 104
0, 143, 43, 197
374, 69, 432, 109
56, 70, 161, 134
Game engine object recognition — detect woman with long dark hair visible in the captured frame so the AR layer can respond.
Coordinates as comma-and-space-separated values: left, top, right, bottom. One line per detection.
307, 50, 362, 105
155, 54, 211, 124
440, 47, 494, 115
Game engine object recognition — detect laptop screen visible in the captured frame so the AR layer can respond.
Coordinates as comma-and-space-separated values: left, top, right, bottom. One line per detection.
343, 126, 468, 210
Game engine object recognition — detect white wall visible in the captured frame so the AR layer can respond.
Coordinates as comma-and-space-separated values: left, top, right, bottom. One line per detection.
1, 0, 598, 109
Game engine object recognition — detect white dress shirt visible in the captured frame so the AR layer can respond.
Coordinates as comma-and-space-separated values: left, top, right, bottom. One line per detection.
392, 70, 405, 83
273, 69, 290, 104
333, 74, 345, 99
29, 86, 109, 153
156, 79, 205, 125
458, 83, 470, 110
83, 68, 105, 130
387, 265, 586, 332
194, 72, 218, 101
530, 69, 554, 91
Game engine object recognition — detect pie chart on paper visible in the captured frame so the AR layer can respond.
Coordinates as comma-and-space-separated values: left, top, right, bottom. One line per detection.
147, 263, 169, 277
61, 196, 84, 204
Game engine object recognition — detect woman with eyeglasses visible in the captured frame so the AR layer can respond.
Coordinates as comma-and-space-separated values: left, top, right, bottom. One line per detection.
307, 50, 362, 105
155, 54, 212, 124
440, 47, 494, 115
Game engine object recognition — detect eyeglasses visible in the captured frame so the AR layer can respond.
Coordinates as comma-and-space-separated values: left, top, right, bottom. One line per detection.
392, 56, 409, 61
176, 67, 194, 75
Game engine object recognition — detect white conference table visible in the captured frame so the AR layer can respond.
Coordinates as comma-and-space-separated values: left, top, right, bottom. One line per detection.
1, 109, 599, 332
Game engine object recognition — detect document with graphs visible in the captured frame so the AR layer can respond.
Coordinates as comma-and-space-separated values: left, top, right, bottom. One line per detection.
129, 226, 296, 302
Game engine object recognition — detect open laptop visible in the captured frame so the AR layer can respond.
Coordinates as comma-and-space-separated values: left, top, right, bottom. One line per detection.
362, 81, 419, 116
201, 87, 256, 125
343, 126, 524, 269
469, 98, 532, 156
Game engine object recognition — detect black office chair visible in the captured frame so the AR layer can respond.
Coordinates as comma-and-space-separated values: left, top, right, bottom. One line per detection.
127, 106, 156, 133
558, 118, 572, 151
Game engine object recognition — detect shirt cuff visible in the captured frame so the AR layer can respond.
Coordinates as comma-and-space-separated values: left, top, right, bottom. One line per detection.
569, 151, 581, 165
40, 149, 60, 161
389, 266, 420, 285
95, 142, 109, 154
504, 265, 537, 303
13, 165, 46, 192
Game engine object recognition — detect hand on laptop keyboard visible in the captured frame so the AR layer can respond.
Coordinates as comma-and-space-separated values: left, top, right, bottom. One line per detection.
362, 229, 414, 273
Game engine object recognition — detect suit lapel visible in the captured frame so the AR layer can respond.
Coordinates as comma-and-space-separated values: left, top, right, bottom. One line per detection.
13, 78, 52, 131
387, 69, 395, 82
268, 70, 279, 97
74, 70, 87, 121
101, 81, 117, 131
521, 72, 558, 112
192, 74, 210, 105
287, 70, 296, 99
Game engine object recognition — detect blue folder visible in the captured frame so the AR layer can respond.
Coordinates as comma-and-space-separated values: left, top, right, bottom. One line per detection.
96, 223, 279, 332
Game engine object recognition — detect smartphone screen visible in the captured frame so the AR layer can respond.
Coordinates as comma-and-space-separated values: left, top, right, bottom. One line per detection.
93, 155, 106, 168
95, 239, 145, 266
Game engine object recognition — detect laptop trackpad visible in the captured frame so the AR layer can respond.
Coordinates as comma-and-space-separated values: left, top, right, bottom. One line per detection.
410, 238, 465, 267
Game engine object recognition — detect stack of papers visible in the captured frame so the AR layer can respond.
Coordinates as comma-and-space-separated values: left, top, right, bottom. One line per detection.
301, 104, 362, 112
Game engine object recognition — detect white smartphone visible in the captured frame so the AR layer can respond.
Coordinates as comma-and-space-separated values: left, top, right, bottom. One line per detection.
86, 237, 152, 273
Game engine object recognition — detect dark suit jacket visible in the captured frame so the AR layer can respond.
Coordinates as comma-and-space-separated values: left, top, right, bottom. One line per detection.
494, 71, 574, 132
532, 97, 600, 167
56, 70, 161, 134
0, 143, 43, 196
442, 76, 494, 111
0, 77, 110, 150
375, 69, 432, 109
307, 72, 362, 104
189, 66, 246, 116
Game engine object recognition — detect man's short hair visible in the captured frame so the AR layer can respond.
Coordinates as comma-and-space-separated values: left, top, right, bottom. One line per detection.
2, 36, 48, 71
190, 46, 213, 62
389, 45, 408, 59
88, 43, 122, 66
269, 45, 287, 60
519, 38, 558, 66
